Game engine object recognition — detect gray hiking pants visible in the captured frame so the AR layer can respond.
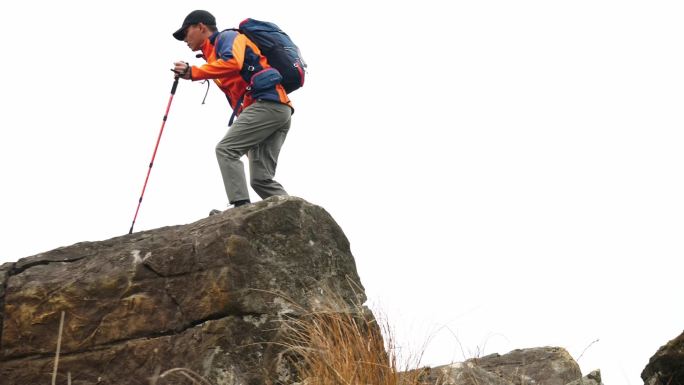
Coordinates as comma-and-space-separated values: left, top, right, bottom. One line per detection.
215, 100, 292, 204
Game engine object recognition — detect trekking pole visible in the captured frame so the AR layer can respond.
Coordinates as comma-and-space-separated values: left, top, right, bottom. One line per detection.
128, 76, 180, 234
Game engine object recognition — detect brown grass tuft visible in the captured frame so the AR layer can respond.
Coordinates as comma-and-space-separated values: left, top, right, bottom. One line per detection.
277, 291, 427, 385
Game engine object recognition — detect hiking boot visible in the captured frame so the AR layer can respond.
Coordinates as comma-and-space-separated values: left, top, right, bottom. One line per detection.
233, 199, 251, 207
208, 200, 251, 217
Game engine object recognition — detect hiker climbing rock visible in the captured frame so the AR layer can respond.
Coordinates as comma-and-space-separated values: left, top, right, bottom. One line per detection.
172, 10, 303, 214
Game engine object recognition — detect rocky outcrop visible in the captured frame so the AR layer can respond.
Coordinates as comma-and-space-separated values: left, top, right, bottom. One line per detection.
0, 196, 365, 385
642, 330, 684, 385
471, 347, 582, 385
0, 195, 612, 385
423, 347, 585, 385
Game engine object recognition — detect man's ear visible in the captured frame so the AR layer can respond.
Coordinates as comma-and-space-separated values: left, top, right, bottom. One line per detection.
197, 23, 210, 34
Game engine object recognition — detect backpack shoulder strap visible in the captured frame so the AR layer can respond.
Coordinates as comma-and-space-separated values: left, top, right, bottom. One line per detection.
213, 29, 242, 61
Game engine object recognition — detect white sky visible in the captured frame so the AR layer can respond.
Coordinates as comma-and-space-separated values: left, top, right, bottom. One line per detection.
1, 1, 683, 384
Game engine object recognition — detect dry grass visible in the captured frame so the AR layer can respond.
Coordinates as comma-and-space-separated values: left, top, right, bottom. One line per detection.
276, 292, 428, 385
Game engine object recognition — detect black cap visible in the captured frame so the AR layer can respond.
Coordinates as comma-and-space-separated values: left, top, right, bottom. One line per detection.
173, 10, 216, 41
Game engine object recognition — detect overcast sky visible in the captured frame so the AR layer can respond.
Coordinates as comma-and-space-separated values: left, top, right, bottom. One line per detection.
1, 1, 683, 384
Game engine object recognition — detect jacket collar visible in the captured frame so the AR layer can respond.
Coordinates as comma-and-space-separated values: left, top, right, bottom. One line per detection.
200, 38, 213, 59
209, 31, 220, 44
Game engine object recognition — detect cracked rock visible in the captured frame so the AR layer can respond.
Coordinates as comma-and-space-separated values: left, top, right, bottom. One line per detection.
0, 196, 365, 385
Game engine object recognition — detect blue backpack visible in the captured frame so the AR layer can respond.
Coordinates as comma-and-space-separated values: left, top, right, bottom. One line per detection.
237, 18, 307, 93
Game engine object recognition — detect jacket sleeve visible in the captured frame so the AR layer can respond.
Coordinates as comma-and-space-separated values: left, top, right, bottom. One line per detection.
190, 32, 247, 80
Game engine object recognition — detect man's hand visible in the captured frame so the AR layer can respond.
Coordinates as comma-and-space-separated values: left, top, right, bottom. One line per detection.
172, 61, 192, 79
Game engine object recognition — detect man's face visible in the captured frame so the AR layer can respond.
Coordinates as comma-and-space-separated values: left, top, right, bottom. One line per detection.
184, 24, 204, 51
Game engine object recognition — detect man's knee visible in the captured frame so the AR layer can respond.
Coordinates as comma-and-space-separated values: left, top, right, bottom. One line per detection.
216, 141, 241, 160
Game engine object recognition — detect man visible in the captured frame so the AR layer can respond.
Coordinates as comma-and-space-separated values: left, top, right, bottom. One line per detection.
172, 10, 293, 211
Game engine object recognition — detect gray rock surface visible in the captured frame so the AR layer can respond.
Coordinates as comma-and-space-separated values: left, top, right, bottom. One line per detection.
424, 362, 514, 385
425, 347, 583, 385
0, 196, 365, 385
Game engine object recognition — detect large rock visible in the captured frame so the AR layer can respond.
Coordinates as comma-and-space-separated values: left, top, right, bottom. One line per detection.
642, 330, 684, 385
0, 196, 365, 385
471, 347, 582, 385
424, 347, 583, 385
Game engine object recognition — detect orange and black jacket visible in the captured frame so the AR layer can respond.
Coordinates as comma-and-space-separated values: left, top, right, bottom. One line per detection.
190, 30, 292, 117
